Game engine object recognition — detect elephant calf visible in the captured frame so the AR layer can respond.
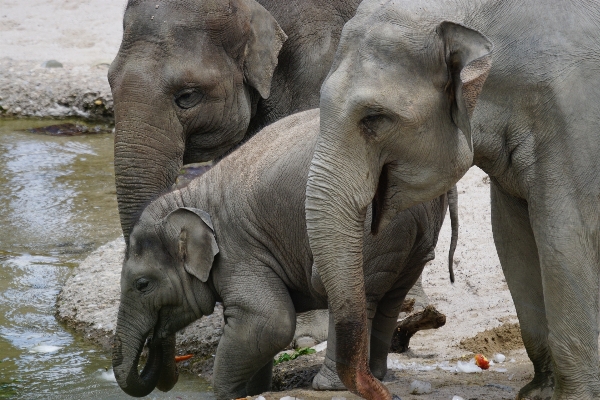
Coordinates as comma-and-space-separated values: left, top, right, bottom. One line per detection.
112, 109, 450, 399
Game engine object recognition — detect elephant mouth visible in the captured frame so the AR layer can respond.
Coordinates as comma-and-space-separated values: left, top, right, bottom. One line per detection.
113, 327, 179, 397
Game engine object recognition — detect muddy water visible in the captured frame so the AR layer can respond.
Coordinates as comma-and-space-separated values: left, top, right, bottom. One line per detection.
0, 120, 213, 399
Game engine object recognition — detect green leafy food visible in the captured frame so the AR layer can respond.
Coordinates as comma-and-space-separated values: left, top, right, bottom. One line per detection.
273, 347, 316, 365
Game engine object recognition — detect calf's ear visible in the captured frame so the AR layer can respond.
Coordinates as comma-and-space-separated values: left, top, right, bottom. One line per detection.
163, 208, 219, 283
239, 0, 287, 99
438, 21, 493, 150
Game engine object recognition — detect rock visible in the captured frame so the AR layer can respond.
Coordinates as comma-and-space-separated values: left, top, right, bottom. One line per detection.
43, 59, 63, 68
409, 380, 432, 395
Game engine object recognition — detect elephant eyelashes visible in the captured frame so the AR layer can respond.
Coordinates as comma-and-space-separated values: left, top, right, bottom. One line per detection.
174, 88, 204, 109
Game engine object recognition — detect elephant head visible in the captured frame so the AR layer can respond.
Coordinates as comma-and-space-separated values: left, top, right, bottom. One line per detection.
305, 4, 492, 398
112, 206, 219, 397
108, 0, 286, 242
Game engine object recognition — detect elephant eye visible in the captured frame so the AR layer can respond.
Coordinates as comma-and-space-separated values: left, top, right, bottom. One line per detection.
174, 88, 203, 109
135, 277, 151, 292
361, 114, 389, 137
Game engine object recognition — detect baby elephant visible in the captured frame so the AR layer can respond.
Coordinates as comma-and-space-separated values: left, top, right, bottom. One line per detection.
112, 109, 449, 399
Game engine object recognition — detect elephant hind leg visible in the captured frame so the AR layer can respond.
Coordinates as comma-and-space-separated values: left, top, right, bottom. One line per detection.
491, 183, 554, 399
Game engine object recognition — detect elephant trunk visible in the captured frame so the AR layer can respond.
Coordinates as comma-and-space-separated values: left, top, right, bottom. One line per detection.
305, 94, 390, 399
155, 333, 179, 392
112, 306, 168, 397
113, 96, 185, 243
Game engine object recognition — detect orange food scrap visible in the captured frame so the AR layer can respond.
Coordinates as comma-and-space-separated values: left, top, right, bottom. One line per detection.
174, 354, 193, 363
474, 354, 489, 370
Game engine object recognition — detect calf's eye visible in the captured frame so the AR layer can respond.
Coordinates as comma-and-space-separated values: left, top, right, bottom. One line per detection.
135, 277, 151, 292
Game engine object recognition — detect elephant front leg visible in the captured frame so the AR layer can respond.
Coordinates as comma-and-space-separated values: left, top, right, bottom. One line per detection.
493, 182, 600, 399
212, 277, 296, 400
528, 196, 600, 399
491, 183, 555, 400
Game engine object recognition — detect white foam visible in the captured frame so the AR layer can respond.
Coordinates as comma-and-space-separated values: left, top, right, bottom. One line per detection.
29, 345, 62, 353
99, 369, 117, 382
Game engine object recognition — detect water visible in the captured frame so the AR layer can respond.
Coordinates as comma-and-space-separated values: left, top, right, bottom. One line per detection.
0, 119, 213, 399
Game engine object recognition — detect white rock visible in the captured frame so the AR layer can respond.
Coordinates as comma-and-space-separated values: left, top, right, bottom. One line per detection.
311, 341, 328, 353
409, 380, 432, 394
456, 359, 482, 373
493, 353, 506, 363
255, 397, 266, 400
452, 396, 465, 400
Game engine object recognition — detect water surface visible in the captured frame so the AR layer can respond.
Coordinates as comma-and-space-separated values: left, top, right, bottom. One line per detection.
0, 119, 213, 399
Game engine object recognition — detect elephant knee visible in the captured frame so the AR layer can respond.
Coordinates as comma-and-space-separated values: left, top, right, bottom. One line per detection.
261, 308, 296, 351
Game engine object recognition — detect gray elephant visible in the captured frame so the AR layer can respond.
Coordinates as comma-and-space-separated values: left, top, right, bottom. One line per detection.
305, 1, 600, 399
112, 109, 450, 399
108, 0, 362, 243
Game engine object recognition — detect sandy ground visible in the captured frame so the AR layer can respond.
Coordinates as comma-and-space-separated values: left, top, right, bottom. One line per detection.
3, 1, 535, 398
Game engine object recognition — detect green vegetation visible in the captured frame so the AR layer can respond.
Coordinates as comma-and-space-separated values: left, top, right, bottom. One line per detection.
273, 347, 316, 365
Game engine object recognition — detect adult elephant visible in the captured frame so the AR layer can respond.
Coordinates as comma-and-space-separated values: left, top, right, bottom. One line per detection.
108, 0, 361, 242
305, 1, 600, 399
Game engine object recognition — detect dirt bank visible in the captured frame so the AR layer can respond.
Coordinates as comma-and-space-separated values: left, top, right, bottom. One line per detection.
0, 0, 125, 120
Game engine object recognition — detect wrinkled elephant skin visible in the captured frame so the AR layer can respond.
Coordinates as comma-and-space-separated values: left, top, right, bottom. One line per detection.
113, 109, 449, 399
109, 0, 361, 242
306, 1, 600, 399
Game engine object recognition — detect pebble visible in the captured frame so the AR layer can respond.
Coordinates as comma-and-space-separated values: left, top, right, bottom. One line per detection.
42, 60, 63, 68
493, 353, 506, 363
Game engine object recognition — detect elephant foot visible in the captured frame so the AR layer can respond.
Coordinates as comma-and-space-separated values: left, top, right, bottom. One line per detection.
533, 382, 600, 400
294, 335, 317, 349
516, 373, 554, 400
312, 357, 345, 390
293, 309, 329, 349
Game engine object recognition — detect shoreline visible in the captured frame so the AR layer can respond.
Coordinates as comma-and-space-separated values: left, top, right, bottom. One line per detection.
0, 58, 114, 121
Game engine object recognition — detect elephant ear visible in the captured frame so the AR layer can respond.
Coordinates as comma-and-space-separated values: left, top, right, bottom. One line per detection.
163, 208, 219, 283
438, 21, 493, 150
240, 0, 288, 99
